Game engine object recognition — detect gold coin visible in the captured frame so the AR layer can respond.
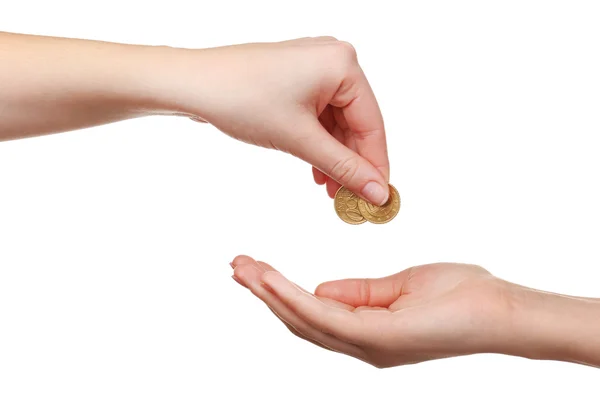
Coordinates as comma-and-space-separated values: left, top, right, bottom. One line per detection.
334, 186, 366, 225
357, 184, 400, 224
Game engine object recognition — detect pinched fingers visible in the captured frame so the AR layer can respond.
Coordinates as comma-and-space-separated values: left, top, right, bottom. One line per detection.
330, 66, 389, 184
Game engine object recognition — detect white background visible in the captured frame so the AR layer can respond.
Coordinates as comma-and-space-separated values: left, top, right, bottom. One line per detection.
1, 0, 599, 398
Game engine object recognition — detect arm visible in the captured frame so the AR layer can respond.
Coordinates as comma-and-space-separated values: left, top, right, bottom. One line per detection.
510, 287, 600, 367
0, 32, 170, 139
229, 255, 600, 368
0, 32, 390, 205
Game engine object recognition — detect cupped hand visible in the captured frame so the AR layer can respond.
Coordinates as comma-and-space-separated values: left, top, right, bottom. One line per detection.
229, 255, 517, 368
176, 37, 390, 205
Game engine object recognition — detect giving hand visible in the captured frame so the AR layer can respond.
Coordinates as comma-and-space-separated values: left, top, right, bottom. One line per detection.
175, 37, 390, 204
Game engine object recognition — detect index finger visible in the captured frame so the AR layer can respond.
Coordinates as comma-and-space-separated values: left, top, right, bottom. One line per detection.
332, 66, 390, 182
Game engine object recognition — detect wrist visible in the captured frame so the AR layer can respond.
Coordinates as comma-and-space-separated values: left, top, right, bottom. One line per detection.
129, 44, 217, 119
503, 283, 600, 367
110, 44, 196, 117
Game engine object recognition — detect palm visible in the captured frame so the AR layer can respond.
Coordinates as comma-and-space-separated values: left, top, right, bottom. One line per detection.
340, 264, 509, 366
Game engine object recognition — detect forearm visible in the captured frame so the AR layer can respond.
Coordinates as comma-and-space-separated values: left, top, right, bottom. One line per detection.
0, 32, 186, 140
508, 285, 600, 367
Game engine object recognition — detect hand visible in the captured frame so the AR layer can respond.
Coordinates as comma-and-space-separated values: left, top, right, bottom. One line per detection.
1, 34, 389, 204
229, 255, 513, 367
170, 37, 390, 205
229, 255, 600, 368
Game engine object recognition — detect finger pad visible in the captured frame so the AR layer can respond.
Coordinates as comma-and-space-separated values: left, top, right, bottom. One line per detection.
232, 255, 256, 266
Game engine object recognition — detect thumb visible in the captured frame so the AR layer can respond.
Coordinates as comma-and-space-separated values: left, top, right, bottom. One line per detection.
297, 119, 389, 205
315, 269, 412, 308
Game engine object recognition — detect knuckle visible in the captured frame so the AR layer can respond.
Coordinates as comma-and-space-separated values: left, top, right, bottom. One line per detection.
337, 40, 358, 61
322, 41, 359, 72
330, 156, 360, 186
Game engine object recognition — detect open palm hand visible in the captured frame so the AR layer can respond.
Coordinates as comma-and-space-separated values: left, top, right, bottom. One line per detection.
231, 256, 515, 368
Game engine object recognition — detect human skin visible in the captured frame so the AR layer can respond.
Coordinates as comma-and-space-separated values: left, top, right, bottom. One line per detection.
0, 32, 390, 205
230, 255, 600, 368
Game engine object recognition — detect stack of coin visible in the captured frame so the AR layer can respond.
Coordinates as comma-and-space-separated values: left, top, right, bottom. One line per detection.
334, 184, 400, 224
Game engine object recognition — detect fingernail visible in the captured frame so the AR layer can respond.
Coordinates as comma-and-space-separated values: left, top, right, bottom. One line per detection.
232, 275, 246, 288
361, 181, 388, 206
229, 262, 235, 269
